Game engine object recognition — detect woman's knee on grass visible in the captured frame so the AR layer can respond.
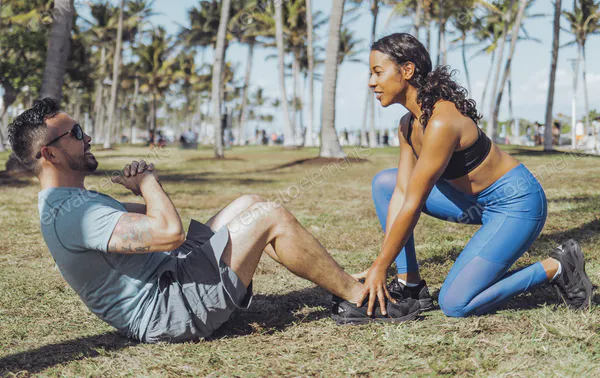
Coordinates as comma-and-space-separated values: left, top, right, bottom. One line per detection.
438, 289, 473, 318
372, 168, 398, 194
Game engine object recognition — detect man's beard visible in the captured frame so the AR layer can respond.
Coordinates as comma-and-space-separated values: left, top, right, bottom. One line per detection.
66, 152, 98, 172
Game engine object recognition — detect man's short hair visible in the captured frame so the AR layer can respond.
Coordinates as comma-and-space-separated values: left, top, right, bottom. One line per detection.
7, 98, 61, 174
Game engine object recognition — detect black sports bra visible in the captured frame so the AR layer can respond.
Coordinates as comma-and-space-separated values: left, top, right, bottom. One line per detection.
407, 115, 492, 180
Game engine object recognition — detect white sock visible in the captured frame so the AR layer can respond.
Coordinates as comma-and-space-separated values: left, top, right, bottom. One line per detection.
550, 261, 562, 282
398, 277, 419, 287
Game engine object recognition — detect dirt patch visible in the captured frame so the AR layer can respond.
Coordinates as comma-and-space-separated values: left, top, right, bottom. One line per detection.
254, 156, 370, 173
0, 170, 34, 187
186, 157, 247, 162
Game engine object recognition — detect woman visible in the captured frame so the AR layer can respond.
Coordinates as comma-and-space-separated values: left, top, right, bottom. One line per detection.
354, 33, 592, 318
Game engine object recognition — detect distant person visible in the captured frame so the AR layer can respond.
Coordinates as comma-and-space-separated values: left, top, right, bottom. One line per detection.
358, 33, 592, 318
383, 130, 389, 146
533, 122, 542, 145
7, 99, 421, 342
148, 130, 155, 148
576, 121, 585, 144
552, 121, 561, 146
157, 130, 166, 147
261, 129, 268, 145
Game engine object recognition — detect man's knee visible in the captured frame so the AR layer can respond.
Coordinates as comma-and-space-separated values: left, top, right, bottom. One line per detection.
238, 194, 265, 207
242, 201, 293, 226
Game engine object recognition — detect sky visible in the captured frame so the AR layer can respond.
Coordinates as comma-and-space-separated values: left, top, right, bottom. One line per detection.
83, 0, 600, 133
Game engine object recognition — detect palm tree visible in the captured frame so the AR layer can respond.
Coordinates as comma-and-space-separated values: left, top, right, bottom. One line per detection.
490, 0, 528, 138
230, 0, 269, 146
125, 0, 156, 144
319, 0, 346, 158
563, 0, 600, 141
350, 0, 386, 147
85, 1, 117, 141
544, 0, 562, 151
274, 0, 296, 147
211, 0, 233, 158
305, 0, 316, 147
449, 3, 479, 95
40, 0, 75, 101
104, 0, 125, 149
486, 0, 513, 137
135, 27, 174, 134
173, 51, 201, 136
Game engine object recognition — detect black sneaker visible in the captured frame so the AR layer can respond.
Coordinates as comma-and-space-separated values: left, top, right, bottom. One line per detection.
331, 295, 421, 325
550, 239, 593, 310
387, 279, 435, 311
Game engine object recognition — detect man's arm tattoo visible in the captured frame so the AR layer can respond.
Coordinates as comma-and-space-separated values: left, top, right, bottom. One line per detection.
108, 214, 154, 253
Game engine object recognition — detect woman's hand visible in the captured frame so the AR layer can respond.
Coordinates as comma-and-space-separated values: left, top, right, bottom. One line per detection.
351, 269, 369, 280
357, 264, 395, 316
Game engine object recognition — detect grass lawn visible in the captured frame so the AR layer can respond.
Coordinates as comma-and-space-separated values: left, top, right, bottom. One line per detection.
1, 145, 599, 377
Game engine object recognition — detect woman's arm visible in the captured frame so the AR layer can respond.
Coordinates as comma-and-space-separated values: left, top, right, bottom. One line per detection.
360, 117, 461, 315
383, 116, 417, 243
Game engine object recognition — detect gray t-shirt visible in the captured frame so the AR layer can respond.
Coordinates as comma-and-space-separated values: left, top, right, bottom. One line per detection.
38, 187, 171, 340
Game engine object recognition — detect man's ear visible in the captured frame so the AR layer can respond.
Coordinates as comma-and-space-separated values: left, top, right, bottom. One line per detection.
40, 146, 57, 163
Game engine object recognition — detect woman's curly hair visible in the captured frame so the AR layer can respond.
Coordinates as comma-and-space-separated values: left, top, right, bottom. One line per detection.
371, 33, 482, 128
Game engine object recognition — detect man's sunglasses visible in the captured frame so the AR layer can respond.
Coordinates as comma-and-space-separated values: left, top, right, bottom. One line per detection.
36, 124, 84, 159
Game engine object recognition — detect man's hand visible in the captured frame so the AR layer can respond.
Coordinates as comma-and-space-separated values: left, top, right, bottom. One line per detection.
112, 160, 158, 196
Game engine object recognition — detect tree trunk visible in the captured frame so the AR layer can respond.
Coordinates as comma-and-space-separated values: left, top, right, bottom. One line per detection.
436, 3, 446, 67
93, 46, 107, 141
305, 0, 316, 147
425, 19, 431, 52
438, 21, 447, 66
319, 0, 346, 158
275, 2, 295, 147
104, 0, 125, 149
151, 91, 157, 134
544, 0, 561, 152
0, 82, 17, 153
40, 0, 74, 102
360, 88, 369, 147
129, 76, 140, 144
486, 0, 514, 137
292, 52, 300, 140
491, 0, 526, 138
480, 50, 495, 114
581, 43, 590, 140
508, 65, 513, 131
414, 0, 422, 37
571, 45, 581, 149
461, 33, 472, 96
211, 0, 232, 158
238, 42, 254, 146
368, 2, 379, 148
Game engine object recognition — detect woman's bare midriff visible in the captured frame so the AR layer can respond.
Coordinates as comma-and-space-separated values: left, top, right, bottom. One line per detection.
446, 144, 521, 195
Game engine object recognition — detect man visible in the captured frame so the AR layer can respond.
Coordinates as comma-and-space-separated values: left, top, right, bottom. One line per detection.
8, 99, 420, 343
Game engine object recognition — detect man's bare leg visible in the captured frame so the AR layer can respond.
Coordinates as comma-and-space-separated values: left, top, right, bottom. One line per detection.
220, 201, 363, 303
205, 194, 281, 263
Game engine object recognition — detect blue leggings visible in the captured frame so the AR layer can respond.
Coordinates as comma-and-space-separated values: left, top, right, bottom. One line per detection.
372, 164, 549, 317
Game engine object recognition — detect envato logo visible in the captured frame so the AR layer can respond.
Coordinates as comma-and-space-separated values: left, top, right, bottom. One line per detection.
229, 146, 372, 234
38, 146, 172, 226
